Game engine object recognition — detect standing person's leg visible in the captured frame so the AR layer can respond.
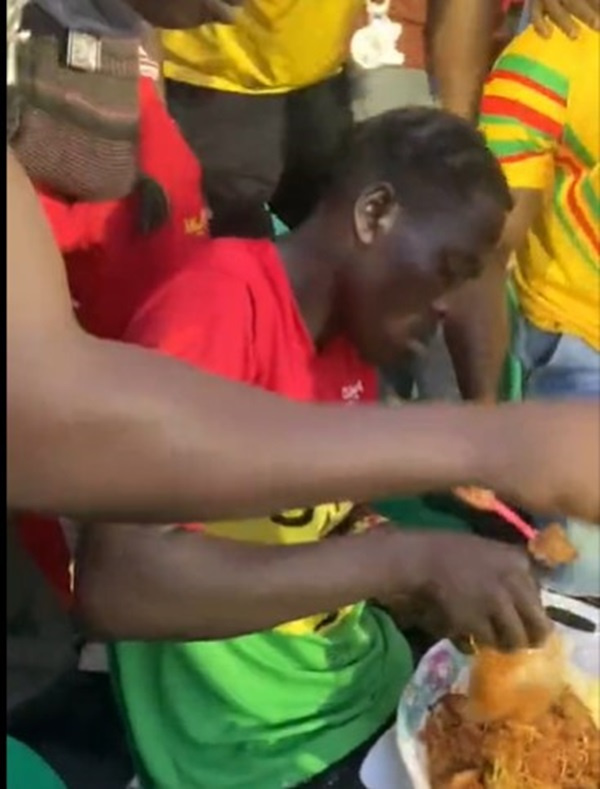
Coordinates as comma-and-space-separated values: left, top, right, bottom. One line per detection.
516, 317, 600, 597
165, 80, 285, 238
270, 70, 354, 230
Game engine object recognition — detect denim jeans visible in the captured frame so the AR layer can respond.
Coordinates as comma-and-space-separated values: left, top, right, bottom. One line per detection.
518, 0, 531, 33
516, 317, 600, 596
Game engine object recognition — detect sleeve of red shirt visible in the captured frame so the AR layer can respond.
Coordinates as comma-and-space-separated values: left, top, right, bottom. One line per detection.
124, 262, 257, 386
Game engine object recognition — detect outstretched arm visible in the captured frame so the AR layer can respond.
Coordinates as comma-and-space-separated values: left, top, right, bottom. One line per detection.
8, 149, 599, 525
7, 147, 478, 522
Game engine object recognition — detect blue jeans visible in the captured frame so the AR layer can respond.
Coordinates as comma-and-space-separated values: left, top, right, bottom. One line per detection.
518, 0, 531, 33
516, 318, 600, 596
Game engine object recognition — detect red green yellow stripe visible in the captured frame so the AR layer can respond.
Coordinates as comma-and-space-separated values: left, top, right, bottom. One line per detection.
564, 124, 596, 170
494, 53, 569, 100
553, 162, 600, 271
489, 69, 567, 107
481, 96, 562, 139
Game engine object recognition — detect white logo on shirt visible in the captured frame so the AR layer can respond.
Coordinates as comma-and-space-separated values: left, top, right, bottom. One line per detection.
341, 380, 364, 402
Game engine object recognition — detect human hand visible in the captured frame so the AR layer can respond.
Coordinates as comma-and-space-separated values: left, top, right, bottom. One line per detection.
481, 402, 600, 525
382, 531, 550, 652
532, 0, 600, 39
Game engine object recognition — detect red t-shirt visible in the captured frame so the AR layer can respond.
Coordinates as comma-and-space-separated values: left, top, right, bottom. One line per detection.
37, 77, 209, 341
124, 238, 378, 406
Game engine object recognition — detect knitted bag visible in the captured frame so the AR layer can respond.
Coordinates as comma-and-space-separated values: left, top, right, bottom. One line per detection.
7, 2, 140, 201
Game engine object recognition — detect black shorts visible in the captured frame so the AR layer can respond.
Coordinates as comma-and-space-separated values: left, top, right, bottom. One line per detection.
166, 72, 353, 238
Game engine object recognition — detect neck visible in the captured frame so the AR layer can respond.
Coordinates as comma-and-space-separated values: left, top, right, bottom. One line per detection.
276, 216, 341, 345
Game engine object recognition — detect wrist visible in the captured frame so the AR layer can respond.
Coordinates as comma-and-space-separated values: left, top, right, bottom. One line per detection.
375, 529, 439, 603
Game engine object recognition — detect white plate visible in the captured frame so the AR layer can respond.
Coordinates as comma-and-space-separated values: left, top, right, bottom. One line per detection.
396, 591, 599, 789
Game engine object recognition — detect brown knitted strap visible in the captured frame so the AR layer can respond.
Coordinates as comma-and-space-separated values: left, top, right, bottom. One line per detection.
9, 31, 140, 198
15, 105, 138, 200
17, 35, 139, 141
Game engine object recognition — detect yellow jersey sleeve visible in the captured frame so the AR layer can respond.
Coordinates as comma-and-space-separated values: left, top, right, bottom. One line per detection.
479, 27, 572, 192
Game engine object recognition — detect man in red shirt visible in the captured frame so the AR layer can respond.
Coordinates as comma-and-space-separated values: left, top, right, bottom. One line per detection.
37, 76, 209, 341
77, 107, 551, 788
15, 72, 210, 631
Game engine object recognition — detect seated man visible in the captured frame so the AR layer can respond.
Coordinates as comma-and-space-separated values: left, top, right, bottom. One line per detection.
478, 20, 600, 596
75, 107, 551, 789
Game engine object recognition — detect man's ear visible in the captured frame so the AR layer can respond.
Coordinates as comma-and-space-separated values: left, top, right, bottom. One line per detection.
353, 182, 399, 246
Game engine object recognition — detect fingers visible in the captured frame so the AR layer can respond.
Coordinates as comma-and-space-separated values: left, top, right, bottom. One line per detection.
499, 560, 552, 648
490, 592, 530, 651
469, 547, 549, 651
532, 0, 554, 37
563, 0, 600, 30
512, 583, 552, 647
533, 0, 580, 38
466, 619, 497, 651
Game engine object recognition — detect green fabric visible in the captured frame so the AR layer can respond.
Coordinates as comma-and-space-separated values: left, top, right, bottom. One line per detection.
112, 607, 412, 788
500, 280, 523, 402
6, 738, 65, 789
376, 494, 473, 532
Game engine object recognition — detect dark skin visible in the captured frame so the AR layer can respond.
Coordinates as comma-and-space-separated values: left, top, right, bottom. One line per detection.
126, 0, 598, 119
12, 144, 599, 526
426, 0, 600, 122
445, 189, 543, 402
438, 0, 599, 399
77, 178, 558, 652
532, 0, 600, 37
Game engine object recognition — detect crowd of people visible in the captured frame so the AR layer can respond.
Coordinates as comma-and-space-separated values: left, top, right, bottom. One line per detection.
6, 0, 600, 787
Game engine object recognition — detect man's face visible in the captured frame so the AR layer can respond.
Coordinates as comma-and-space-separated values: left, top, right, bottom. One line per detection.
339, 193, 503, 368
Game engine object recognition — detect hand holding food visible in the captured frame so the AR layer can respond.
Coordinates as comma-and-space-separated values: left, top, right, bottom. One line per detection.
393, 532, 550, 651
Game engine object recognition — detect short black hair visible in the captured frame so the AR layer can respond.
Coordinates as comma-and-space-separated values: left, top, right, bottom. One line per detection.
327, 106, 512, 219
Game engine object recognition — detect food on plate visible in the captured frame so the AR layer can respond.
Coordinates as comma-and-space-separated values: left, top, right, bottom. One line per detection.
422, 687, 600, 789
468, 632, 565, 723
529, 522, 579, 568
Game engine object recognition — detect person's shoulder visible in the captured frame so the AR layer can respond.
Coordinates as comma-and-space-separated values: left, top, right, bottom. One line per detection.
124, 238, 278, 348
497, 23, 596, 72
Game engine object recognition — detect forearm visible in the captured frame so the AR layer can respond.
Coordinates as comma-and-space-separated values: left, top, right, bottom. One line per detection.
426, 0, 496, 119
76, 523, 426, 640
10, 331, 495, 523
444, 253, 510, 402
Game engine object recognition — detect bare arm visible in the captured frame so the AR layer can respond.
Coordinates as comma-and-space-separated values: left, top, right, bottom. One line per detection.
6, 147, 479, 522
75, 517, 553, 650
444, 189, 542, 402
8, 149, 599, 525
75, 523, 413, 640
426, 0, 496, 120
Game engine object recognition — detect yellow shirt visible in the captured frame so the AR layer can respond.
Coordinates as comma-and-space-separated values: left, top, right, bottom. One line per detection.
203, 502, 356, 635
162, 0, 362, 94
480, 25, 600, 350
